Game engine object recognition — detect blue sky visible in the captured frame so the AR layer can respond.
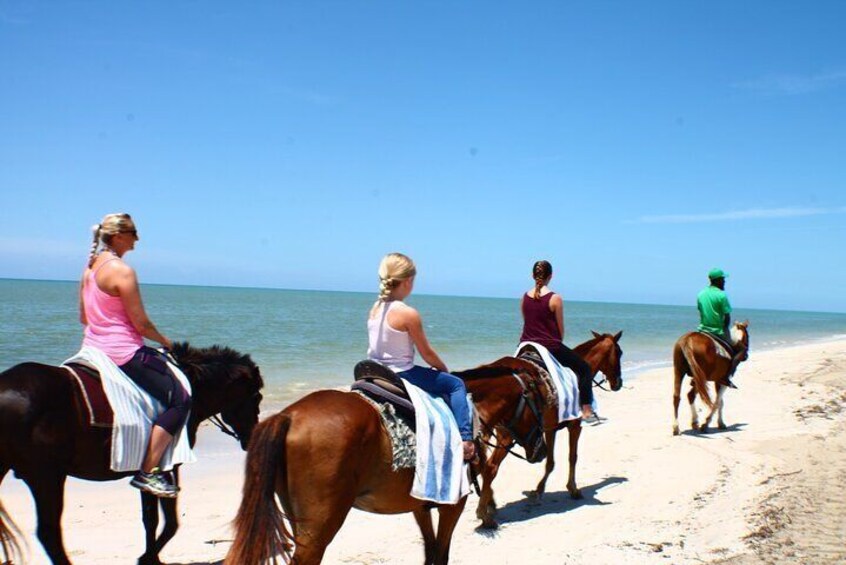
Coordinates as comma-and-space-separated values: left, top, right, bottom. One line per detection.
1, 2, 845, 312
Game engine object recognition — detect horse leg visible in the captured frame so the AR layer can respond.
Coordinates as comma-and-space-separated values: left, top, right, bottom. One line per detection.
433, 497, 468, 565
413, 508, 436, 565
138, 492, 179, 565
476, 437, 509, 529
701, 383, 721, 432
716, 385, 728, 429
138, 492, 162, 565
672, 348, 685, 436
25, 473, 71, 565
152, 469, 181, 557
532, 429, 556, 500
565, 422, 583, 499
687, 384, 700, 432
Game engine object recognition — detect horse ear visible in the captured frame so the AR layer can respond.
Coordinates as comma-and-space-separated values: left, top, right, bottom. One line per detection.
591, 330, 601, 339
612, 331, 623, 342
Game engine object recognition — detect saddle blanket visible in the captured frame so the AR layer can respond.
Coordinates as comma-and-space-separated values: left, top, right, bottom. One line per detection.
516, 342, 581, 424
698, 332, 733, 359
63, 346, 196, 473
402, 379, 471, 504
65, 362, 113, 427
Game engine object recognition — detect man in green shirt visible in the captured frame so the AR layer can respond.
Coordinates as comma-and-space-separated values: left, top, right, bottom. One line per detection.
697, 268, 745, 387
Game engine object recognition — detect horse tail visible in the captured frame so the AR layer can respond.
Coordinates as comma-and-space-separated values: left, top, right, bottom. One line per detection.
681, 337, 715, 411
0, 497, 23, 565
226, 413, 294, 565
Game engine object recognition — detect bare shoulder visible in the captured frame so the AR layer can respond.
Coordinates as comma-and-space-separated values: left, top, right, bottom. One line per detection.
549, 293, 563, 308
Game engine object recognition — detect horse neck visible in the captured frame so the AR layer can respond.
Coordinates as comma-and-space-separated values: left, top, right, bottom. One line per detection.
573, 339, 603, 375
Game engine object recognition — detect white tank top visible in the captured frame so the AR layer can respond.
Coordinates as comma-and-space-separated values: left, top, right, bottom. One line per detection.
367, 301, 415, 372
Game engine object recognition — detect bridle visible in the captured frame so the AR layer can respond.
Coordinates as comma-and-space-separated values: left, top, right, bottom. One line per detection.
207, 390, 262, 444
479, 372, 546, 463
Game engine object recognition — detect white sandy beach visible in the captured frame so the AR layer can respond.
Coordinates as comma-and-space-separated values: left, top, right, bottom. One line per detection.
2, 339, 845, 564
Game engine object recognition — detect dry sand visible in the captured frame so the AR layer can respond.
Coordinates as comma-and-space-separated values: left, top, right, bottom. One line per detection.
2, 339, 845, 564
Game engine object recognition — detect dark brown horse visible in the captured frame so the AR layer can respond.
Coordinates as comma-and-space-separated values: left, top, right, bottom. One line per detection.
225, 358, 549, 565
474, 331, 624, 529
672, 321, 749, 435
0, 342, 264, 565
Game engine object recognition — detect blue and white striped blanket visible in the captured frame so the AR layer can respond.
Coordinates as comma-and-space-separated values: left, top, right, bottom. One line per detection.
402, 379, 470, 504
63, 346, 195, 472
516, 342, 581, 423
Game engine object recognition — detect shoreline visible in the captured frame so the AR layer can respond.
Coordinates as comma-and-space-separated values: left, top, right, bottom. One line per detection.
2, 337, 846, 563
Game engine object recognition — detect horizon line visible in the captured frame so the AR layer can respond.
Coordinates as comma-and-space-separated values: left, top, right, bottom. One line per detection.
2, 276, 844, 316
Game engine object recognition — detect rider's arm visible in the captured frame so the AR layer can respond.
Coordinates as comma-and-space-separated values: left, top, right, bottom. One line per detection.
78, 273, 88, 325
114, 265, 173, 349
550, 294, 565, 341
402, 308, 449, 373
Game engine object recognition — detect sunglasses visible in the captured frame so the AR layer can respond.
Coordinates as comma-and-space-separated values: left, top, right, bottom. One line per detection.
119, 229, 138, 238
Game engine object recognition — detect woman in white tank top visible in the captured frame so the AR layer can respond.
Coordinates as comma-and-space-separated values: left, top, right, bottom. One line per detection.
367, 253, 475, 461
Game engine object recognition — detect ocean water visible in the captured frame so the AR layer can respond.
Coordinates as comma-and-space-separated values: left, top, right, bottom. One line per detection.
2, 279, 845, 409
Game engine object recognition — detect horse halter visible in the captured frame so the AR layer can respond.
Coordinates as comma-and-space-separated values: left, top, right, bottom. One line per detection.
208, 390, 262, 444
482, 372, 546, 463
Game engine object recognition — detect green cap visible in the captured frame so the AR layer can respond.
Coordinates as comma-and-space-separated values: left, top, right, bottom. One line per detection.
708, 267, 728, 280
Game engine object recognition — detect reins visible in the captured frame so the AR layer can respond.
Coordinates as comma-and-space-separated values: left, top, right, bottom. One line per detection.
478, 372, 545, 462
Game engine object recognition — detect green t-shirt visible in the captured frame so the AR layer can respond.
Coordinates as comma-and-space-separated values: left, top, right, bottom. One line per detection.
697, 285, 732, 337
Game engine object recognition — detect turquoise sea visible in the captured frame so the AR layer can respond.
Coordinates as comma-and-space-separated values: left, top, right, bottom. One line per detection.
2, 279, 845, 409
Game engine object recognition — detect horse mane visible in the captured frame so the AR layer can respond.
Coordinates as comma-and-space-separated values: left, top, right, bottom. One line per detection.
454, 356, 540, 381
573, 335, 603, 356
170, 342, 264, 390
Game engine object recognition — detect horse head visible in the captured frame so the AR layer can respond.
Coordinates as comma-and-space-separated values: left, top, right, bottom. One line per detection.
586, 331, 624, 392
170, 343, 265, 450
731, 320, 750, 359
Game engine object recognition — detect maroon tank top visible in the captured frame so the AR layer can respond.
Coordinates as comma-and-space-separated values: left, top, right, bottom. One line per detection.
519, 292, 562, 349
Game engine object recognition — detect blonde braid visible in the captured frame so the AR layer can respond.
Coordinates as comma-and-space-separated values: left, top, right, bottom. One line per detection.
378, 276, 397, 302
87, 224, 102, 267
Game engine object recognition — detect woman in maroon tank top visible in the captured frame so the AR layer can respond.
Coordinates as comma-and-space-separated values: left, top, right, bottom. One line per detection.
520, 260, 597, 421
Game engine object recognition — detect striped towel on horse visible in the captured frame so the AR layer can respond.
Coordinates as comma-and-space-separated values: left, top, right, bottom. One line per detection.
63, 346, 195, 472
402, 379, 471, 504
516, 341, 581, 424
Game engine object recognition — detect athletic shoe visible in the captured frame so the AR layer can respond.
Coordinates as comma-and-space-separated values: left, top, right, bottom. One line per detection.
130, 468, 179, 498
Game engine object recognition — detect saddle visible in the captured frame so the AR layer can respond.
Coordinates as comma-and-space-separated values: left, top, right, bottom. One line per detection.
697, 331, 734, 359
64, 362, 114, 427
351, 360, 416, 422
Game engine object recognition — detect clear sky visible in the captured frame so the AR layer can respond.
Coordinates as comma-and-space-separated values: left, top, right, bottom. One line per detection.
1, 2, 845, 312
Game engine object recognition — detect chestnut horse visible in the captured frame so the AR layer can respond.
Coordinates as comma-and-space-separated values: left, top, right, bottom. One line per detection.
672, 321, 749, 435
0, 342, 264, 565
225, 358, 549, 565
474, 331, 624, 529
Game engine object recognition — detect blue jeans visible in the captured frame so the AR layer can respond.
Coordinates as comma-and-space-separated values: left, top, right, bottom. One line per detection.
398, 365, 472, 441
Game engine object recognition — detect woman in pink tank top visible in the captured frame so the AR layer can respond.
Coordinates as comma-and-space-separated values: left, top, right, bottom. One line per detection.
80, 213, 187, 498
520, 260, 598, 422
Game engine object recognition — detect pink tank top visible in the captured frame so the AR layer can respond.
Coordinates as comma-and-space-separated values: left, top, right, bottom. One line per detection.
82, 259, 144, 365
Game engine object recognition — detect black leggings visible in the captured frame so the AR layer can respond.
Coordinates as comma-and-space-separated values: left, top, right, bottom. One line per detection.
547, 343, 594, 407
120, 346, 192, 436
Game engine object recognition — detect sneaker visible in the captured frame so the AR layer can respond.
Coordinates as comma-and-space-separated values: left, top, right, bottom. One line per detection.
130, 468, 179, 498
581, 413, 603, 425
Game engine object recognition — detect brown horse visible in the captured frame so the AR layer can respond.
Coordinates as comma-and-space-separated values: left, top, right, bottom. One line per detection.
672, 321, 750, 435
474, 331, 624, 529
0, 342, 264, 565
225, 358, 549, 565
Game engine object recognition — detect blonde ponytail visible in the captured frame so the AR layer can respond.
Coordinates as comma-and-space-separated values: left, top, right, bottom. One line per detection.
87, 224, 102, 267
376, 253, 417, 302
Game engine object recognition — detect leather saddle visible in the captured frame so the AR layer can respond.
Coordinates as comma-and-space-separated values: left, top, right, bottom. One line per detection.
516, 345, 546, 371
351, 360, 416, 423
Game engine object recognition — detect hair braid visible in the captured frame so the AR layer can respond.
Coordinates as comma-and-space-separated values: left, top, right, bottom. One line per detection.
531, 260, 553, 300
87, 224, 102, 267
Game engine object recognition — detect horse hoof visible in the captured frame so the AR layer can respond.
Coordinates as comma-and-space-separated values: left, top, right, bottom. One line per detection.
672, 427, 680, 436
718, 423, 727, 430
137, 557, 162, 565
479, 518, 499, 530
569, 489, 583, 500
